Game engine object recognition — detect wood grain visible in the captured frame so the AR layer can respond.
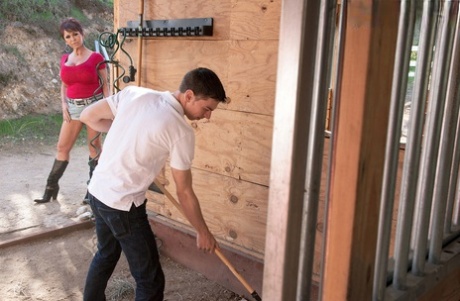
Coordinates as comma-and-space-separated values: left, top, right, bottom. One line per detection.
230, 0, 281, 40
226, 40, 278, 115
191, 109, 273, 186
147, 166, 268, 258
114, 0, 280, 257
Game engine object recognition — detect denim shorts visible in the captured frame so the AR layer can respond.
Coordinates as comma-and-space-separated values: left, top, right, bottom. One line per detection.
67, 94, 103, 120
67, 102, 91, 120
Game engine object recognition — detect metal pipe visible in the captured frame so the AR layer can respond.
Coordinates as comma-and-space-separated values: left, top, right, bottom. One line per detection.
449, 120, 460, 227
373, 0, 416, 299
412, 0, 452, 275
444, 120, 460, 231
429, 1, 460, 264
296, 0, 336, 299
393, 0, 439, 288
444, 10, 460, 234
318, 1, 347, 300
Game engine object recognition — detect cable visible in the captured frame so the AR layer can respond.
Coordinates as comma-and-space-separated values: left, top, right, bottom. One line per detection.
97, 28, 137, 92
86, 28, 138, 164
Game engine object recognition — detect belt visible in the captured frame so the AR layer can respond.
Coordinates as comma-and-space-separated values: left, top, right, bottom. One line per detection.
67, 94, 103, 107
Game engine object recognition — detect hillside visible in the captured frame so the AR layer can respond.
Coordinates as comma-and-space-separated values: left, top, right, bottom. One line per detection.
0, 2, 113, 120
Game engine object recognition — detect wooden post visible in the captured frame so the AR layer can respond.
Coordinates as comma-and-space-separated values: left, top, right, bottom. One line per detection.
262, 0, 320, 300
322, 1, 399, 300
137, 0, 144, 86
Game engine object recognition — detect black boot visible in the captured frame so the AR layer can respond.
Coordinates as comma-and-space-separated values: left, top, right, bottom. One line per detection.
34, 159, 69, 203
82, 157, 98, 204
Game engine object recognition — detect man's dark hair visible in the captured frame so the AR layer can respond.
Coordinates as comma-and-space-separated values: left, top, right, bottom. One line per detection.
59, 18, 84, 37
179, 67, 228, 103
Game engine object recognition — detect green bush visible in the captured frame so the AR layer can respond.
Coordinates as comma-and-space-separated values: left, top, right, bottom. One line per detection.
0, 71, 17, 86
0, 0, 67, 24
3, 45, 26, 62
0, 114, 87, 146
0, 0, 112, 35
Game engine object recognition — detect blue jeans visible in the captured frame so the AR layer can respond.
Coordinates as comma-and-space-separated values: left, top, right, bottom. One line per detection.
84, 194, 165, 301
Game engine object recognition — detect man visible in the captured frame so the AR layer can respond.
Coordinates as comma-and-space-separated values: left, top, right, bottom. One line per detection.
80, 67, 228, 301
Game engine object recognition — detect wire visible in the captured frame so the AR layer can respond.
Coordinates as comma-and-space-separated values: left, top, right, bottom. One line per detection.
86, 28, 137, 164
97, 28, 136, 92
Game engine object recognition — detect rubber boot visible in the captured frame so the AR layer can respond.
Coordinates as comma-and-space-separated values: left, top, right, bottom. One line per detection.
34, 159, 69, 203
82, 157, 98, 204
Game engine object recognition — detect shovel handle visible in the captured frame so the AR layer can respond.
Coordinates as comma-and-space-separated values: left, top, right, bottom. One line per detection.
214, 248, 256, 294
152, 180, 261, 300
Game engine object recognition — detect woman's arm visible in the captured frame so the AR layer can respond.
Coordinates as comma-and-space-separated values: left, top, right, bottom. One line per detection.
61, 82, 71, 123
99, 67, 111, 97
80, 99, 114, 133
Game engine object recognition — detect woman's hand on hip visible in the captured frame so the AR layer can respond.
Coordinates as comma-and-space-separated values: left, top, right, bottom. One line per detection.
62, 103, 71, 122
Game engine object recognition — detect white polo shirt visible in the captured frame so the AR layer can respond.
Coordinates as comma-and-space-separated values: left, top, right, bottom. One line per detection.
88, 86, 195, 211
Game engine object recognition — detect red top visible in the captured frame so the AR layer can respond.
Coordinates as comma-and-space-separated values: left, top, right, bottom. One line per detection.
60, 52, 106, 99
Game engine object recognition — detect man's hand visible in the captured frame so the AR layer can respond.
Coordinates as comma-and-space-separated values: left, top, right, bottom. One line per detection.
197, 229, 219, 253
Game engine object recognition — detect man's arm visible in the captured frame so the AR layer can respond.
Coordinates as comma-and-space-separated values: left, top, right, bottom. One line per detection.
80, 99, 114, 133
171, 167, 218, 253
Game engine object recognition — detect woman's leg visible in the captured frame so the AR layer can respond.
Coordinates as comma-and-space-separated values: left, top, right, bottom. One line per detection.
83, 126, 102, 204
86, 125, 102, 160
34, 120, 83, 203
56, 120, 84, 161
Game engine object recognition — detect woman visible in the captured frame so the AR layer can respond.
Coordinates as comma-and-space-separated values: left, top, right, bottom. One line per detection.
34, 18, 109, 204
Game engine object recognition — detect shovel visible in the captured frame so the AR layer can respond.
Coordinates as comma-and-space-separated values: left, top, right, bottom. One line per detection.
152, 180, 262, 301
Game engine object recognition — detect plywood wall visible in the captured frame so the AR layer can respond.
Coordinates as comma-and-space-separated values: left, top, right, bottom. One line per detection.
113, 0, 280, 259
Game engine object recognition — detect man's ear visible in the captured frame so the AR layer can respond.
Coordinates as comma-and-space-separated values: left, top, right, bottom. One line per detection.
184, 89, 195, 103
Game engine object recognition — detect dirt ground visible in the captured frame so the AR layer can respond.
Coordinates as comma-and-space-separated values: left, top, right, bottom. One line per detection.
0, 142, 245, 301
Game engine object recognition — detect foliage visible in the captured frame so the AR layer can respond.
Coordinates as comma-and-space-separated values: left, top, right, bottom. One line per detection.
2, 45, 26, 62
0, 71, 17, 86
0, 0, 112, 35
0, 45, 24, 84
0, 114, 87, 146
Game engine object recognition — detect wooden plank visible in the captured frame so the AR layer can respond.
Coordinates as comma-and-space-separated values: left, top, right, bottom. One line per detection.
145, 0, 232, 39
192, 109, 273, 186
142, 40, 229, 91
114, 1, 278, 122
417, 268, 460, 301
147, 137, 331, 278
114, 0, 231, 88
116, 0, 139, 28
115, 0, 276, 264
108, 39, 228, 92
146, 166, 268, 258
113, 0, 120, 29
230, 0, 281, 40
116, 0, 231, 39
120, 39, 277, 116
226, 40, 278, 116
322, 1, 399, 300
261, 0, 320, 299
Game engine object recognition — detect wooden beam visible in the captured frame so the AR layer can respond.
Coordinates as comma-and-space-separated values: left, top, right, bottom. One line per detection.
322, 1, 399, 300
262, 0, 321, 300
